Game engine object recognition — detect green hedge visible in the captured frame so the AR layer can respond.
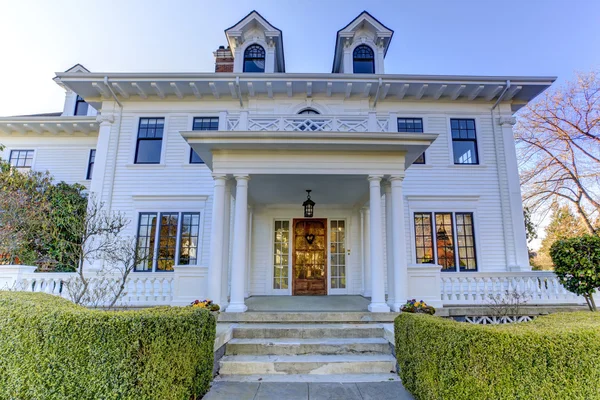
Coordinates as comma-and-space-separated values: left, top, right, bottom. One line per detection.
395, 312, 600, 400
0, 292, 216, 400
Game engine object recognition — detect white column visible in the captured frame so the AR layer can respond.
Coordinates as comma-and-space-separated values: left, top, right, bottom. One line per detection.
383, 181, 395, 308
89, 114, 115, 199
390, 175, 408, 311
226, 174, 250, 312
361, 207, 371, 297
220, 180, 232, 307
368, 175, 390, 312
208, 174, 227, 304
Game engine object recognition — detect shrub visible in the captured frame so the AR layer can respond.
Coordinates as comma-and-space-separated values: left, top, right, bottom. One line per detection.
395, 312, 600, 400
551, 234, 600, 311
0, 292, 216, 400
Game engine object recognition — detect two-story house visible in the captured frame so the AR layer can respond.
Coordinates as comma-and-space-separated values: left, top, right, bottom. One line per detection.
1, 11, 575, 313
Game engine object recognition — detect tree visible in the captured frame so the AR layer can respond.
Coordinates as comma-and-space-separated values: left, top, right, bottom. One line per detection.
550, 235, 600, 311
516, 70, 600, 234
535, 205, 589, 269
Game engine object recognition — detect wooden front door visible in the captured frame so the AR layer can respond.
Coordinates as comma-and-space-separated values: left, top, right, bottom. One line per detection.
292, 218, 327, 295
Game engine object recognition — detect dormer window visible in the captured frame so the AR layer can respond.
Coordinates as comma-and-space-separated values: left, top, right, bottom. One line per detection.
353, 45, 375, 74
74, 95, 89, 116
244, 44, 266, 73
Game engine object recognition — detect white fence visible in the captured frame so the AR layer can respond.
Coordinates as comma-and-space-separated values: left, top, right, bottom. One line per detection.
3, 267, 174, 307
440, 272, 582, 305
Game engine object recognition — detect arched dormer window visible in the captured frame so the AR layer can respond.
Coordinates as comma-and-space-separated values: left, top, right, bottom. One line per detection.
353, 45, 375, 74
243, 44, 266, 73
298, 108, 320, 115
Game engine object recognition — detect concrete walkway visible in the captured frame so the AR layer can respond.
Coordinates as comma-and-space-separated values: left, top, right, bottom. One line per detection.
203, 381, 414, 400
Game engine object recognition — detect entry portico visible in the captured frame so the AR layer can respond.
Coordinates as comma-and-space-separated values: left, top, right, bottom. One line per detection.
182, 124, 437, 312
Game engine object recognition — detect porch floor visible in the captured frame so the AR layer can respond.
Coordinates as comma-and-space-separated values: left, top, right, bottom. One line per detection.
245, 296, 370, 312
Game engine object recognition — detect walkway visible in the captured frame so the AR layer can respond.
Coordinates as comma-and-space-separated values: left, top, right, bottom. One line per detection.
245, 295, 371, 312
203, 381, 414, 400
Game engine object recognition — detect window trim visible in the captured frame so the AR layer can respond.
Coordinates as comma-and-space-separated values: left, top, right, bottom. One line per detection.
411, 210, 478, 272
134, 117, 166, 165
134, 210, 204, 272
8, 149, 35, 169
448, 117, 480, 165
86, 149, 96, 180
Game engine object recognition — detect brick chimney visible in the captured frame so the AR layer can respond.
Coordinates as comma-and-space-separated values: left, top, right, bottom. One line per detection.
214, 46, 234, 73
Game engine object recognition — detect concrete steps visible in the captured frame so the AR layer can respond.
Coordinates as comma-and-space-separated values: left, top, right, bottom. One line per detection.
217, 322, 397, 382
218, 311, 400, 323
219, 354, 397, 375
226, 337, 390, 356
231, 323, 385, 339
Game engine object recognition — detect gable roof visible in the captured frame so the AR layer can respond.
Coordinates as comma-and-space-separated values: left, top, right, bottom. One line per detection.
332, 11, 394, 73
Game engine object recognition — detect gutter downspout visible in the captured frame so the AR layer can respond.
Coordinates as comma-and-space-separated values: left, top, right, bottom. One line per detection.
490, 80, 512, 269
372, 78, 383, 109
104, 76, 124, 213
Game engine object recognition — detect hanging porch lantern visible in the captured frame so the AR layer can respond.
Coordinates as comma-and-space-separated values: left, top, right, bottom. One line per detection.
303, 190, 315, 218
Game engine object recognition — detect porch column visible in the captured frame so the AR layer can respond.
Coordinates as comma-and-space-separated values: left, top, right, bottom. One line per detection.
367, 175, 390, 312
226, 174, 250, 312
361, 207, 371, 297
383, 181, 395, 308
390, 175, 408, 311
207, 174, 228, 305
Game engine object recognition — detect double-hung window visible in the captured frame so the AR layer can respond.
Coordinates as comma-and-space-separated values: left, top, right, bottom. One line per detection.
9, 150, 34, 168
190, 117, 219, 164
413, 211, 477, 271
451, 119, 478, 164
86, 149, 96, 179
135, 118, 164, 164
398, 118, 425, 164
135, 211, 201, 272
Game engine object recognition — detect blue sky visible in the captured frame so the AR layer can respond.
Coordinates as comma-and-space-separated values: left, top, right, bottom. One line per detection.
0, 0, 599, 116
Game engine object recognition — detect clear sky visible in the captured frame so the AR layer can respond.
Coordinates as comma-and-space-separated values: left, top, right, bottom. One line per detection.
1, 0, 599, 117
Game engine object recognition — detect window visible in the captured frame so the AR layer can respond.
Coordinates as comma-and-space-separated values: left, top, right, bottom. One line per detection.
135, 211, 202, 272
86, 149, 96, 180
273, 220, 290, 289
190, 117, 219, 164
135, 118, 164, 164
74, 95, 89, 116
243, 44, 266, 73
413, 212, 477, 271
451, 119, 478, 164
9, 150, 34, 168
398, 118, 425, 164
330, 220, 346, 289
353, 45, 375, 74
298, 108, 320, 115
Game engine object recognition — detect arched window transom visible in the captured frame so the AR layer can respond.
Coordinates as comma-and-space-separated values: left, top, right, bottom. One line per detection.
298, 108, 320, 115
243, 44, 266, 73
353, 45, 375, 74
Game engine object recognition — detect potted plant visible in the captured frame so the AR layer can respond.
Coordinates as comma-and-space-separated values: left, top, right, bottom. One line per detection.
190, 299, 220, 312
401, 299, 435, 315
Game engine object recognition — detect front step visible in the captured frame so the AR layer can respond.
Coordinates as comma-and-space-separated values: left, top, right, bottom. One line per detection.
214, 373, 400, 383
232, 323, 384, 339
226, 337, 390, 356
218, 354, 397, 375
218, 312, 400, 323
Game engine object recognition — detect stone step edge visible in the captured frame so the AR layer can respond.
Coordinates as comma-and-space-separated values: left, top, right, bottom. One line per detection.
227, 337, 389, 345
213, 373, 400, 383
220, 354, 396, 362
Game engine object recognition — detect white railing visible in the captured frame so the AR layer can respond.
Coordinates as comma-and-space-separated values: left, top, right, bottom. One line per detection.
228, 114, 392, 133
6, 269, 174, 307
440, 272, 582, 305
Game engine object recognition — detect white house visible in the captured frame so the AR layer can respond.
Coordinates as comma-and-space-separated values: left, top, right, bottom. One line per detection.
0, 11, 577, 312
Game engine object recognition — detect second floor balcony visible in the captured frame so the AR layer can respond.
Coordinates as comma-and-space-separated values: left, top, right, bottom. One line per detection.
224, 113, 397, 133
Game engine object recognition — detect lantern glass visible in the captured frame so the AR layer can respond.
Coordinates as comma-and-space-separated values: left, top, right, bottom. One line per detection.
302, 190, 315, 218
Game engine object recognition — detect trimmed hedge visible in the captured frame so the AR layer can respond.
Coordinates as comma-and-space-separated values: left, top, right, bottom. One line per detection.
0, 292, 216, 400
395, 312, 600, 400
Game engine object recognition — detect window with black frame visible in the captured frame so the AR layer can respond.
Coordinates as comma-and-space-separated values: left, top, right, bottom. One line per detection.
353, 45, 375, 74
451, 119, 478, 164
74, 95, 89, 116
135, 118, 164, 164
190, 117, 219, 163
243, 44, 266, 72
9, 150, 34, 168
413, 211, 477, 271
86, 149, 96, 179
398, 118, 425, 164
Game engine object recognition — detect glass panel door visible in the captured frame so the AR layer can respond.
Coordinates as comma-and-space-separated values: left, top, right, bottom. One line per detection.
330, 220, 346, 289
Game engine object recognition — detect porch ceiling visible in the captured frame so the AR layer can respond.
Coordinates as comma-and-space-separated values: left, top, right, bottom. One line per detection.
247, 174, 369, 206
